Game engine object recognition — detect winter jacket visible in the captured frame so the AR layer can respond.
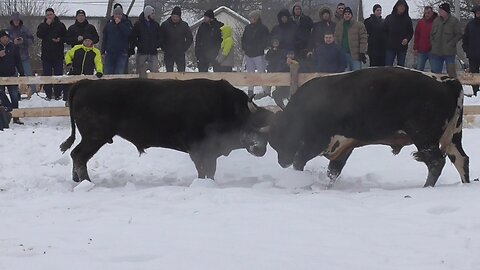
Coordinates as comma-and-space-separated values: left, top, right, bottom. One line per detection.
315, 43, 346, 72
364, 14, 386, 56
101, 15, 133, 55
384, 0, 413, 51
292, 8, 313, 58
241, 20, 270, 57
216, 25, 234, 68
413, 15, 436, 53
431, 15, 462, 56
130, 12, 161, 55
265, 47, 289, 72
66, 19, 99, 47
65, 44, 103, 75
462, 17, 480, 60
195, 19, 224, 61
8, 15, 34, 61
36, 16, 67, 61
332, 13, 343, 25
334, 20, 367, 60
160, 17, 193, 55
0, 42, 25, 76
310, 8, 336, 49
270, 9, 296, 52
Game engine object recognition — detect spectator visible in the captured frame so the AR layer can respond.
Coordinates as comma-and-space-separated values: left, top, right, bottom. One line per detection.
384, 0, 413, 67
463, 5, 480, 95
241, 10, 270, 97
195, 9, 224, 72
215, 25, 234, 72
160, 6, 193, 72
102, 5, 132, 74
332, 3, 346, 24
131, 5, 161, 78
334, 7, 367, 71
266, 37, 290, 108
311, 8, 336, 49
291, 2, 313, 60
364, 4, 386, 66
8, 11, 36, 96
430, 3, 462, 76
0, 29, 25, 125
270, 9, 296, 54
314, 31, 346, 72
66, 9, 99, 48
36, 8, 67, 101
413, 6, 437, 71
65, 33, 103, 77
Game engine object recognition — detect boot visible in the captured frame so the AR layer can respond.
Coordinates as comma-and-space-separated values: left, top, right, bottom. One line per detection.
13, 117, 24, 125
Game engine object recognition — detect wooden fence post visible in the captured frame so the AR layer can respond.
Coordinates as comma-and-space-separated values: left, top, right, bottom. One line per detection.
289, 59, 300, 96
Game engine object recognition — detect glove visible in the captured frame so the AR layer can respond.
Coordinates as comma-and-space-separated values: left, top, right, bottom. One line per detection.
96, 72, 103, 78
359, 53, 367, 64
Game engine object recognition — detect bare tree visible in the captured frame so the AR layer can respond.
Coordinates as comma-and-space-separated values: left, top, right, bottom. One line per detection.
0, 0, 68, 16
416, 0, 477, 19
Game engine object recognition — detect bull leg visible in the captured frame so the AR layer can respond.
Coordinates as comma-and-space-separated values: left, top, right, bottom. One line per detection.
445, 131, 470, 183
203, 157, 217, 180
326, 149, 353, 188
413, 145, 446, 187
189, 152, 207, 179
70, 139, 106, 182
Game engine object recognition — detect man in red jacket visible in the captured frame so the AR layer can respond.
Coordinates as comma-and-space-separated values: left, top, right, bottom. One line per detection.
413, 6, 436, 71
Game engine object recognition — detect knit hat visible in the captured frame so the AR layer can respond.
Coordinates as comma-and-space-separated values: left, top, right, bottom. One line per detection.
344, 7, 353, 15
76, 9, 85, 16
204, 9, 214, 19
144, 5, 155, 18
45, 8, 54, 14
11, 11, 21, 22
472, 5, 480, 13
439, 3, 451, 14
113, 6, 123, 16
171, 6, 181, 16
373, 4, 382, 13
113, 3, 123, 10
249, 10, 261, 20
83, 31, 94, 41
0, 29, 9, 38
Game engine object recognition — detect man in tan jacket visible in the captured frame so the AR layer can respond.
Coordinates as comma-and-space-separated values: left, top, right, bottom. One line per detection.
334, 7, 368, 71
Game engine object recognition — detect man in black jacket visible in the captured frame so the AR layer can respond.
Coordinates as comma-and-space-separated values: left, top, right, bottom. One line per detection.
463, 5, 480, 96
131, 5, 161, 77
37, 8, 66, 100
160, 6, 193, 72
291, 2, 313, 60
195, 9, 224, 72
384, 0, 413, 67
364, 4, 386, 66
66, 9, 99, 47
0, 29, 25, 124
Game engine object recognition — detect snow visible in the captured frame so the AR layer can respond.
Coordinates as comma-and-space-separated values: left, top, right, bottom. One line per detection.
1, 91, 480, 269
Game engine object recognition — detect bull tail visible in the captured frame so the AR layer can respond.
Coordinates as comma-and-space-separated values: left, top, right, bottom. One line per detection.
60, 83, 80, 153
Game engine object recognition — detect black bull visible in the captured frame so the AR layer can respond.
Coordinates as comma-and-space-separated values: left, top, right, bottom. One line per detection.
60, 78, 272, 181
268, 67, 470, 187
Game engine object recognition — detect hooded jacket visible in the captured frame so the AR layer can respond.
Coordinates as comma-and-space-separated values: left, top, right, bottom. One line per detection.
66, 19, 99, 47
413, 12, 437, 53
159, 17, 193, 54
270, 9, 296, 52
291, 3, 313, 57
195, 18, 224, 61
241, 18, 270, 57
364, 14, 386, 55
431, 14, 462, 56
8, 13, 34, 61
36, 16, 67, 61
130, 12, 161, 54
311, 8, 336, 49
0, 41, 25, 76
216, 25, 234, 67
462, 16, 480, 60
384, 0, 414, 51
101, 14, 133, 55
65, 44, 103, 75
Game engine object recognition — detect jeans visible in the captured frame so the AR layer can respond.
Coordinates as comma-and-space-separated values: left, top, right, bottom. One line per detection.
430, 54, 455, 74
164, 52, 186, 72
105, 52, 128, 74
42, 59, 64, 99
245, 55, 267, 91
345, 53, 362, 71
385, 50, 407, 66
0, 85, 20, 111
136, 54, 159, 78
22, 59, 37, 93
416, 52, 431, 71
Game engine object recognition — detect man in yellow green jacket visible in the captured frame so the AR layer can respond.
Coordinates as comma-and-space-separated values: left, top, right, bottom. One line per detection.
65, 32, 103, 77
215, 25, 234, 72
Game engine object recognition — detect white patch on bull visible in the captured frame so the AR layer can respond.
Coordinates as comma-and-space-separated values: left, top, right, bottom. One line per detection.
324, 135, 357, 160
393, 66, 457, 83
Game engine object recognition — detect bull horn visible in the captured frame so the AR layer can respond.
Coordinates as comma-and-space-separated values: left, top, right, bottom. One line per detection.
248, 101, 258, 113
258, 126, 270, 133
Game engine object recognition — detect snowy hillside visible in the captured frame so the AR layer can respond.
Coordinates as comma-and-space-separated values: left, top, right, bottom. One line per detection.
1, 93, 480, 270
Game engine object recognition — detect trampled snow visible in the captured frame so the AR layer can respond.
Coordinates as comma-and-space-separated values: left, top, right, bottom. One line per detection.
1, 93, 480, 269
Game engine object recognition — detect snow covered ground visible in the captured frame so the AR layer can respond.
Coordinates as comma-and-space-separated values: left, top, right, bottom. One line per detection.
1, 92, 480, 270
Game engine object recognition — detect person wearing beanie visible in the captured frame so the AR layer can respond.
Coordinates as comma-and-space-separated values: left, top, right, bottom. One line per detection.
66, 9, 99, 48
334, 6, 368, 71
384, 0, 413, 67
364, 4, 386, 66
195, 9, 224, 72
131, 5, 161, 78
0, 29, 25, 124
36, 7, 67, 101
311, 7, 336, 49
159, 6, 193, 72
430, 2, 462, 76
291, 2, 313, 60
462, 5, 480, 95
101, 4, 132, 74
8, 11, 36, 96
413, 6, 437, 71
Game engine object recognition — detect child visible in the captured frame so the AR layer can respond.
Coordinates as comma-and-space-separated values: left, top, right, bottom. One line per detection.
314, 31, 346, 72
65, 32, 103, 77
215, 25, 234, 72
265, 37, 290, 107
